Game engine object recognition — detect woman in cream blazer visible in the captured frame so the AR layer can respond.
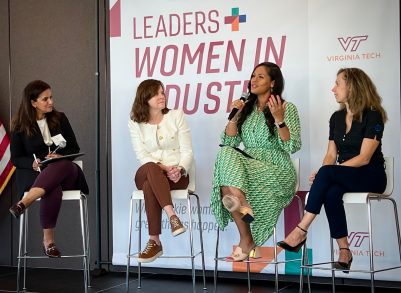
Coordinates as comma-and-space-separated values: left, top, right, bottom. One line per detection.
128, 79, 193, 263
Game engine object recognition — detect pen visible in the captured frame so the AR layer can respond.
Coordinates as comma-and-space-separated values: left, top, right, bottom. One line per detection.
33, 153, 41, 173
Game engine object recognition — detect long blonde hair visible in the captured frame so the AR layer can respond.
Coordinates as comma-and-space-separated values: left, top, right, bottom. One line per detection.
338, 68, 387, 123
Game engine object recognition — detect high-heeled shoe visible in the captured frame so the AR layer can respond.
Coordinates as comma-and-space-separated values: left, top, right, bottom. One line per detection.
222, 194, 254, 223
277, 225, 307, 252
334, 247, 353, 273
226, 246, 261, 262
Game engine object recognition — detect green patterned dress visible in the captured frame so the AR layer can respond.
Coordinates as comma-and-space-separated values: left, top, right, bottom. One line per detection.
211, 102, 301, 246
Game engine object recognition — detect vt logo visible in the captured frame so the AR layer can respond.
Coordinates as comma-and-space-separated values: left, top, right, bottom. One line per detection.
338, 36, 368, 52
348, 232, 369, 247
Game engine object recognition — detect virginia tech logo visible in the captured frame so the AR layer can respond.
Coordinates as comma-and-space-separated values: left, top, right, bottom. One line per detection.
338, 35, 368, 52
348, 232, 369, 247
327, 34, 380, 62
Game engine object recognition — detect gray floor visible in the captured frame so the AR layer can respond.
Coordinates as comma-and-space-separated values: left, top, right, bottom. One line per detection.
0, 266, 400, 293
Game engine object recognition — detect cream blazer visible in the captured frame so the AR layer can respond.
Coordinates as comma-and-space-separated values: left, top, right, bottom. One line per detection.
128, 109, 193, 172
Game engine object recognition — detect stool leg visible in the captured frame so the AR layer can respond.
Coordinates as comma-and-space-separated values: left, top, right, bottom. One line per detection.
138, 199, 142, 289
300, 243, 311, 293
126, 196, 135, 291
193, 193, 207, 290
273, 226, 279, 293
213, 228, 220, 293
79, 198, 88, 293
295, 195, 306, 293
186, 196, 196, 293
83, 195, 91, 287
367, 199, 375, 293
330, 238, 335, 293
388, 198, 401, 263
23, 208, 29, 291
246, 257, 251, 293
16, 212, 25, 293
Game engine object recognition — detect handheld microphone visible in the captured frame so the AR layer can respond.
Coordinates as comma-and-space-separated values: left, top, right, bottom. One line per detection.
50, 141, 66, 154
228, 92, 250, 120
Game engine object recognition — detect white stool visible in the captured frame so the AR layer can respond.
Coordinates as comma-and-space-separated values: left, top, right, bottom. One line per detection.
213, 158, 306, 293
16, 160, 90, 293
302, 157, 401, 293
126, 163, 207, 292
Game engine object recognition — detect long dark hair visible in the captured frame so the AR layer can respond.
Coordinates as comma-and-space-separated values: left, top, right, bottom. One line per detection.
130, 79, 169, 123
11, 80, 61, 136
237, 62, 285, 135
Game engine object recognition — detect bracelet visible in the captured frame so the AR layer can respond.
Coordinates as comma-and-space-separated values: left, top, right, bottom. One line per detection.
228, 120, 238, 124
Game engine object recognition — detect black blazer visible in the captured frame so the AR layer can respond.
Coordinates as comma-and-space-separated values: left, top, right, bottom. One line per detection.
10, 112, 89, 197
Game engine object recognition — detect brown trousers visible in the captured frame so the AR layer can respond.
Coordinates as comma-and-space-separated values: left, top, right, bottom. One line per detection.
135, 162, 189, 235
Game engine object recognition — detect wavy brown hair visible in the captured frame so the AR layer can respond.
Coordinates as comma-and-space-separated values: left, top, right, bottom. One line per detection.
338, 68, 387, 123
11, 80, 62, 136
130, 79, 169, 123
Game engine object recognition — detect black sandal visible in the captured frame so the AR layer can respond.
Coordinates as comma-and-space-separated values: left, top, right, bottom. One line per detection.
334, 247, 353, 273
277, 225, 307, 252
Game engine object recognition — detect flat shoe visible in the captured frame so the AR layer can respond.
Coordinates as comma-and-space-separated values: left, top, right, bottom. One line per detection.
9, 202, 26, 219
43, 243, 61, 258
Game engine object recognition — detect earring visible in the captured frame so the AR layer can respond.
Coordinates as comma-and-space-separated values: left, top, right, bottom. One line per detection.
270, 87, 274, 94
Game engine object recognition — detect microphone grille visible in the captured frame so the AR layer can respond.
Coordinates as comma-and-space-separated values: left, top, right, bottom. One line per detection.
241, 92, 249, 98
59, 141, 67, 148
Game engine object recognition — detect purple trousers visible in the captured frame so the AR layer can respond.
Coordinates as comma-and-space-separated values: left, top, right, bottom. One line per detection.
31, 160, 79, 229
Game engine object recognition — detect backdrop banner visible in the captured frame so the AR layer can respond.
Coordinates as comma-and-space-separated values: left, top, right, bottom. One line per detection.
110, 0, 401, 280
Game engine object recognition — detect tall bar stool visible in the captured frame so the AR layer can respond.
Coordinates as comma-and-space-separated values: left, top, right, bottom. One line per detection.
214, 158, 306, 293
16, 160, 91, 293
302, 157, 401, 293
126, 162, 207, 292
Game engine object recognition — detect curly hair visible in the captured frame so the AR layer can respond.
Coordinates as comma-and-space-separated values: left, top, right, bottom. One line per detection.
237, 62, 285, 135
337, 68, 387, 123
130, 79, 169, 123
11, 80, 61, 136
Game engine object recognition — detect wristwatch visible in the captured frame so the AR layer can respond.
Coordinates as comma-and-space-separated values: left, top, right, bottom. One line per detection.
274, 121, 286, 128
179, 166, 187, 176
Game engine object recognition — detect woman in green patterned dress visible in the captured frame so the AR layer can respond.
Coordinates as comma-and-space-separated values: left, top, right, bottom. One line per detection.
211, 62, 301, 261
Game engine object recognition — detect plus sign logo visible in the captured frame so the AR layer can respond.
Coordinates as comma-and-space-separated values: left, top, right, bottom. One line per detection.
348, 232, 369, 247
338, 35, 368, 52
224, 7, 246, 31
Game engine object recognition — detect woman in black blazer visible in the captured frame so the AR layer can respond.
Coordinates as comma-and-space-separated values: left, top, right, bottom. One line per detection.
9, 80, 88, 258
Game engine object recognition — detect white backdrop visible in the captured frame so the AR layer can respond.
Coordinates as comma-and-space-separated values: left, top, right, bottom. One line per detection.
110, 0, 401, 280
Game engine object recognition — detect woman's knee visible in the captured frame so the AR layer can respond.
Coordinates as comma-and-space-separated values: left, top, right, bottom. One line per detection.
142, 162, 160, 172
218, 146, 238, 158
50, 159, 76, 171
135, 162, 161, 186
314, 165, 338, 183
316, 165, 332, 176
